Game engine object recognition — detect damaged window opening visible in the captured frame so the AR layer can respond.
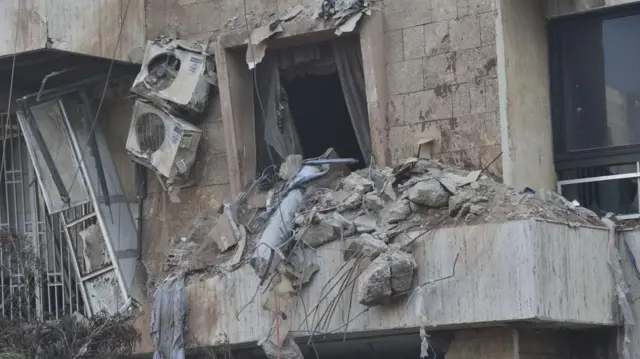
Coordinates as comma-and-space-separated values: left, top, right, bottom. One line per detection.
550, 5, 640, 217
254, 37, 371, 175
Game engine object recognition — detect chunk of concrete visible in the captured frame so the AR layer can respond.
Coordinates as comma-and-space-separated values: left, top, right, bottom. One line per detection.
344, 233, 389, 261
357, 254, 392, 306
342, 173, 374, 194
380, 199, 412, 224
296, 221, 337, 248
388, 249, 417, 294
364, 192, 385, 211
279, 155, 303, 180
448, 191, 473, 216
324, 212, 356, 237
408, 179, 450, 208
211, 211, 239, 252
353, 215, 377, 233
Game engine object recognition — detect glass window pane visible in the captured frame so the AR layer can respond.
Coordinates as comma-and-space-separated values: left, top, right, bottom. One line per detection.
18, 101, 90, 214
558, 164, 639, 216
560, 14, 640, 152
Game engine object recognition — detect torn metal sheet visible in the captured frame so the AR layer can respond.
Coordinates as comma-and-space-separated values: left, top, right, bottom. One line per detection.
335, 11, 364, 35
246, 23, 284, 69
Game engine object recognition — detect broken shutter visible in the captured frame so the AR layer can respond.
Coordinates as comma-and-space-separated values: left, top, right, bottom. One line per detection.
16, 88, 142, 316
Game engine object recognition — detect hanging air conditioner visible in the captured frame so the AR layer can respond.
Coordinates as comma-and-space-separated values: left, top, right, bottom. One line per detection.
126, 101, 202, 179
131, 40, 216, 114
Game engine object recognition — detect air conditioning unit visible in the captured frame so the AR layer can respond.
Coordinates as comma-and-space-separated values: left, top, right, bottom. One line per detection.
131, 40, 216, 114
126, 101, 202, 179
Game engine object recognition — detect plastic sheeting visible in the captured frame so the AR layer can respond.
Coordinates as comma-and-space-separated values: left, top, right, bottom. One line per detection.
257, 38, 372, 165
151, 275, 188, 359
257, 56, 303, 162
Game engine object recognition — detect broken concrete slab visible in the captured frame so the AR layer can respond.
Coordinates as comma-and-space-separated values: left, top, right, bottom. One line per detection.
408, 179, 450, 208
246, 22, 284, 69
324, 212, 356, 237
357, 253, 392, 306
354, 215, 377, 233
388, 249, 417, 294
211, 210, 240, 252
344, 233, 389, 261
342, 173, 374, 194
279, 155, 303, 180
364, 192, 385, 212
380, 199, 411, 224
296, 218, 344, 248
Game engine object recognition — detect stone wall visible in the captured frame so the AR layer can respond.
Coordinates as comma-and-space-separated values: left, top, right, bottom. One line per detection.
140, 0, 503, 285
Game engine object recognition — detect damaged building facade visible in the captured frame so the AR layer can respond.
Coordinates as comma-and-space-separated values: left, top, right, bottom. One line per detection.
2, 0, 640, 358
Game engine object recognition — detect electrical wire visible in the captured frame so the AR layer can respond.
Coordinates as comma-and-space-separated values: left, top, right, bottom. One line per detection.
0, 0, 23, 183
67, 0, 132, 195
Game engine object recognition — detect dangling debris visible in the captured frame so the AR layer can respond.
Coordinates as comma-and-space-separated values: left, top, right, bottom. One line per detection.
151, 275, 188, 359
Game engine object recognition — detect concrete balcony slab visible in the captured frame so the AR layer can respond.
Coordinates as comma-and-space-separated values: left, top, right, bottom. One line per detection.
135, 219, 616, 353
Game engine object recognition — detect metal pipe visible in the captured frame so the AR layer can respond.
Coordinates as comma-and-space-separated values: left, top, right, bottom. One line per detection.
37, 68, 78, 102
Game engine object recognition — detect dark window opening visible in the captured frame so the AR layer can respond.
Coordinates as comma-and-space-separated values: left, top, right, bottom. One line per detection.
283, 73, 365, 170
550, 5, 640, 216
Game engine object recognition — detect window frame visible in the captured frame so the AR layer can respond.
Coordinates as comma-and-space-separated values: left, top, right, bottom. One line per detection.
549, 3, 640, 171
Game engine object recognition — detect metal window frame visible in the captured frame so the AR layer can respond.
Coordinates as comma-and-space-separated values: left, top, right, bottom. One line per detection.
557, 161, 640, 220
16, 84, 135, 315
549, 4, 640, 170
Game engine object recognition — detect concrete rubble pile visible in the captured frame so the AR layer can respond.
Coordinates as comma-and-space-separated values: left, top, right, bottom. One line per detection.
166, 151, 604, 359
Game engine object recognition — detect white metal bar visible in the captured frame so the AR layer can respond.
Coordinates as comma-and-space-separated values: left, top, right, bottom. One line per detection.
557, 171, 640, 187
66, 212, 96, 229
58, 213, 92, 316
57, 98, 130, 307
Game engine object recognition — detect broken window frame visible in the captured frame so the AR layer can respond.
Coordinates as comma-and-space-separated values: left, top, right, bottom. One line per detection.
549, 4, 640, 171
15, 78, 140, 316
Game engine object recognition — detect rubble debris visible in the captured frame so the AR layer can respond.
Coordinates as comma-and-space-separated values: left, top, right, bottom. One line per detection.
407, 179, 450, 208
211, 205, 241, 252
357, 252, 392, 306
344, 233, 388, 261
342, 172, 374, 194
363, 192, 384, 211
353, 215, 377, 233
296, 220, 338, 248
279, 155, 303, 180
246, 22, 283, 69
318, 0, 372, 35
379, 199, 411, 224
325, 212, 356, 236
260, 335, 303, 359
356, 248, 417, 306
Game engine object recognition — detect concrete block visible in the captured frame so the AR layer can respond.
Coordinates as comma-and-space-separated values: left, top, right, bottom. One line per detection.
385, 30, 404, 63
470, 0, 495, 13
449, 15, 482, 51
453, 83, 471, 117
423, 53, 456, 89
403, 89, 453, 124
455, 45, 497, 83
432, 0, 458, 21
403, 25, 426, 60
387, 94, 405, 126
479, 12, 496, 45
387, 59, 424, 95
470, 79, 487, 114
384, 0, 432, 31
424, 21, 450, 56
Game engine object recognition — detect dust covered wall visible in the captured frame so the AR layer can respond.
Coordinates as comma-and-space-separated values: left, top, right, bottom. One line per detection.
140, 96, 231, 286
145, 0, 503, 176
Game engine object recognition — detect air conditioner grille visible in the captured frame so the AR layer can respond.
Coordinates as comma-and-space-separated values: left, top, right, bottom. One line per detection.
135, 112, 165, 153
